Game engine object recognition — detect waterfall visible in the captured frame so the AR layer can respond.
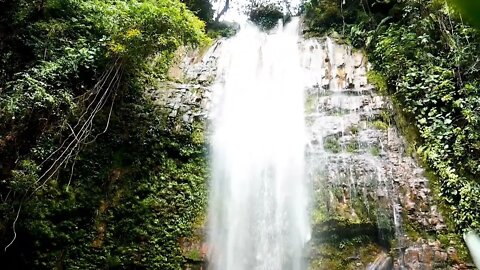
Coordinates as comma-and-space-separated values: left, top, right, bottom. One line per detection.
203, 4, 459, 269
208, 18, 311, 270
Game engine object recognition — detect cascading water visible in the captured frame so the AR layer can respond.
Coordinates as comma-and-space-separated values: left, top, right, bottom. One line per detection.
203, 6, 454, 270
208, 18, 311, 270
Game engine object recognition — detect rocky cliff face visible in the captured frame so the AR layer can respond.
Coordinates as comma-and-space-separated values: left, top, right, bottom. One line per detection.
147, 42, 224, 270
303, 37, 472, 270
156, 34, 472, 270
147, 42, 221, 127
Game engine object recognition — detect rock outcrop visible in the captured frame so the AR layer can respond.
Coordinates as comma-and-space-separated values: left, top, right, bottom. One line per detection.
304, 37, 471, 269
156, 33, 472, 270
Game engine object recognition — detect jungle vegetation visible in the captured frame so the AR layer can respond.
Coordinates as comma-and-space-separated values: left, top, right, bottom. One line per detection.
0, 0, 212, 268
303, 0, 480, 233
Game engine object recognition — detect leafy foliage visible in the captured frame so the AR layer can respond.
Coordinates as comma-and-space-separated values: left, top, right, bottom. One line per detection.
206, 21, 240, 38
1, 0, 209, 268
248, 3, 285, 30
447, 0, 480, 28
304, 0, 480, 232
3, 87, 208, 269
303, 0, 398, 36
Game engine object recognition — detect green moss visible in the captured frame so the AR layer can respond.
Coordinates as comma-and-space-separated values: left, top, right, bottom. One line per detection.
324, 136, 341, 153
348, 125, 359, 135
402, 216, 424, 241
392, 102, 421, 158
390, 101, 473, 263
370, 146, 381, 156
367, 70, 388, 95
380, 111, 391, 125
424, 170, 472, 262
332, 109, 350, 116
191, 122, 206, 145
306, 95, 317, 114
370, 120, 389, 131
346, 141, 359, 153
185, 249, 203, 262
313, 207, 329, 225
310, 236, 382, 270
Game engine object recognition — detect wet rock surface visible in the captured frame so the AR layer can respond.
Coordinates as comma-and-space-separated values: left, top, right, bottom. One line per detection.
149, 83, 212, 124
147, 40, 223, 125
150, 35, 473, 270
304, 38, 470, 269
146, 41, 225, 269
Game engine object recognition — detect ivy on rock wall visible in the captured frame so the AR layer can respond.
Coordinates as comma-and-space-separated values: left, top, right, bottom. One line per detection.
1, 0, 209, 268
303, 0, 480, 232
8, 87, 207, 269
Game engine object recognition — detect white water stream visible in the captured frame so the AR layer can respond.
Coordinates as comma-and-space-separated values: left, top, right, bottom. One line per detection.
202, 3, 455, 269
208, 18, 311, 270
